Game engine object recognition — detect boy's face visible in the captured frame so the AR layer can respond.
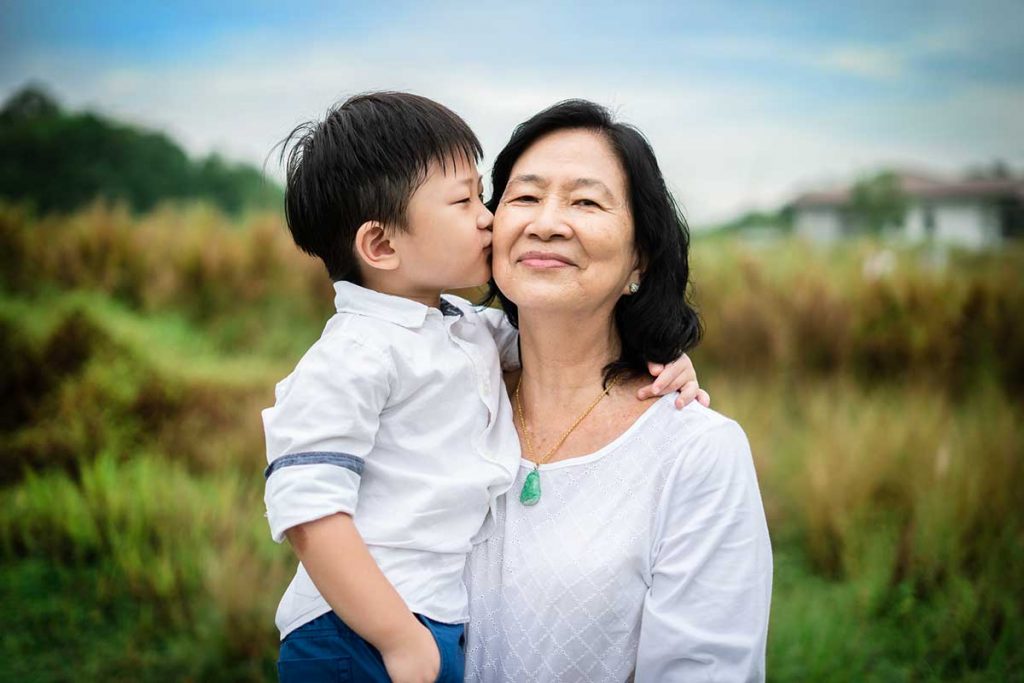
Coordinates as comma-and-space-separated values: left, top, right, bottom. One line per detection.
392, 154, 493, 294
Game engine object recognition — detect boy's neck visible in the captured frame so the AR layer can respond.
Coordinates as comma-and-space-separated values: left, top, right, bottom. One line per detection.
360, 272, 442, 309
390, 289, 442, 309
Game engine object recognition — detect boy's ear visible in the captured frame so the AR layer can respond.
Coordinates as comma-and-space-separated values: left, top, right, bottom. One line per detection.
354, 221, 400, 272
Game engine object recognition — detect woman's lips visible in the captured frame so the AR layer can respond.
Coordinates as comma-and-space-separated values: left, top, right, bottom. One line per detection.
518, 251, 575, 268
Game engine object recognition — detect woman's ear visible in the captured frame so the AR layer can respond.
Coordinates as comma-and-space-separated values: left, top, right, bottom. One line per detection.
622, 263, 643, 296
354, 221, 400, 272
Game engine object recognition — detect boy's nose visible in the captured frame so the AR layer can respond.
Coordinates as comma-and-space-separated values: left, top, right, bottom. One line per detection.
478, 206, 494, 230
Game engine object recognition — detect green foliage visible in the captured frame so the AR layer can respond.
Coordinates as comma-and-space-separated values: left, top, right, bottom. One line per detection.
706, 206, 793, 237
0, 84, 282, 216
850, 171, 909, 234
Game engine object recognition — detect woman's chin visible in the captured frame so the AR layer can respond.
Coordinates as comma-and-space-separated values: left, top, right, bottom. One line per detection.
507, 283, 582, 313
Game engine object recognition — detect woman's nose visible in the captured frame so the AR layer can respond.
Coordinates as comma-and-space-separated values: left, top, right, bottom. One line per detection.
525, 200, 572, 240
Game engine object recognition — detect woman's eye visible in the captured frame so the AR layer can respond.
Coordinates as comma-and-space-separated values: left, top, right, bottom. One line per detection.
575, 198, 600, 208
510, 195, 538, 203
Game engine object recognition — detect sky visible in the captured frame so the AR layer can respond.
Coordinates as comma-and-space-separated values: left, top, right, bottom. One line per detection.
2, 0, 1022, 225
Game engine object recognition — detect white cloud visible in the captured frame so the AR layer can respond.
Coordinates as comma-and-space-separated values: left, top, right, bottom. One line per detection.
817, 46, 905, 80
2, 15, 1021, 226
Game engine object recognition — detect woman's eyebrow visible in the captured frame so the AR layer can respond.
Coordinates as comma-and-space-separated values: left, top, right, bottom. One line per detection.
508, 174, 547, 187
568, 177, 615, 201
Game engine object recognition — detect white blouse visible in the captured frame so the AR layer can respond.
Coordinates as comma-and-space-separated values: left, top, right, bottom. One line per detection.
464, 397, 772, 682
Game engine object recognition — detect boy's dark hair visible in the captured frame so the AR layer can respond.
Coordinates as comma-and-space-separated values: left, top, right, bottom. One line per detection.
280, 92, 482, 282
483, 99, 703, 386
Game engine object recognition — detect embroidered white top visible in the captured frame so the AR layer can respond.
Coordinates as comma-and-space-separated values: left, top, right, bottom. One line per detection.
263, 281, 521, 638
464, 397, 773, 682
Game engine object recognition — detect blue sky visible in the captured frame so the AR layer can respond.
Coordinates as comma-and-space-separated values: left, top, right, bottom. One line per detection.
2, 1, 1022, 224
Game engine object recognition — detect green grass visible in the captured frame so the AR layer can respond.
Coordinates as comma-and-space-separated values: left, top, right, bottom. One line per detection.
0, 452, 289, 681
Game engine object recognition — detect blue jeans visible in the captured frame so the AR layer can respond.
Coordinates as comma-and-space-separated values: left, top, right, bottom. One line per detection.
277, 611, 465, 683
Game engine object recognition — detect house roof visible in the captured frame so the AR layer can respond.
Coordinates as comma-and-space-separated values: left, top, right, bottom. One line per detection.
791, 171, 1024, 208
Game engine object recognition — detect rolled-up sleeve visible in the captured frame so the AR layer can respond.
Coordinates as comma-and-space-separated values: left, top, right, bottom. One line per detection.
635, 421, 773, 682
262, 336, 393, 543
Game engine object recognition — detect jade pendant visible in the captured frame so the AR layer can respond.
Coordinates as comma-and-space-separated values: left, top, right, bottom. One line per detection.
519, 468, 541, 506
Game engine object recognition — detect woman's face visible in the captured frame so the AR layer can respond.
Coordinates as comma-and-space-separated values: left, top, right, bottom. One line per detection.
492, 128, 640, 318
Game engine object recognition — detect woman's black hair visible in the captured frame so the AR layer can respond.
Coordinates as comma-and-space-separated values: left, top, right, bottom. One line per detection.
483, 99, 702, 386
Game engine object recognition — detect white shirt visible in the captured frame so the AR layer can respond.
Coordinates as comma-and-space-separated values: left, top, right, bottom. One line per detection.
263, 281, 521, 638
464, 397, 773, 682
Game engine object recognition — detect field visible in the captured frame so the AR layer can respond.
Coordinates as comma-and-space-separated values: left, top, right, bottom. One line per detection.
1, 202, 1021, 681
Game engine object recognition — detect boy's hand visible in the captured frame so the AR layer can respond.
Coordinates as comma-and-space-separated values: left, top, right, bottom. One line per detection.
640, 354, 711, 410
381, 622, 441, 683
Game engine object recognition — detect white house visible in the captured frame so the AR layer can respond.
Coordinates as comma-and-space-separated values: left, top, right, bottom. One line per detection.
791, 171, 1024, 248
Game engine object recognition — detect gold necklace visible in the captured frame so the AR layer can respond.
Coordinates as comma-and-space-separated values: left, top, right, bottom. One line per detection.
514, 377, 617, 506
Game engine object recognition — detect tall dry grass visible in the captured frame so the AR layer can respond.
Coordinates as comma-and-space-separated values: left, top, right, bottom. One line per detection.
1, 202, 1021, 679
1, 201, 331, 357
5, 202, 1024, 393
691, 238, 1024, 395
715, 373, 1024, 677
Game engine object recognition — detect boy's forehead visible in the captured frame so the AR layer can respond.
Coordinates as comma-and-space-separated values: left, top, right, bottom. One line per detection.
427, 154, 482, 183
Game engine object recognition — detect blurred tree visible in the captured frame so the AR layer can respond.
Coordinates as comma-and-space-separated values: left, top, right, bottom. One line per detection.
712, 207, 794, 236
0, 83, 282, 216
966, 160, 1017, 180
849, 171, 908, 234
0, 84, 60, 123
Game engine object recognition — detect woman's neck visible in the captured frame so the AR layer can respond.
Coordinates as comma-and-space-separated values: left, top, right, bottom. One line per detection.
516, 307, 619, 405
513, 306, 655, 462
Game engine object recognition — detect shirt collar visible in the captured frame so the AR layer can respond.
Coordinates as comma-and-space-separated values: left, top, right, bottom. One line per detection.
332, 281, 463, 328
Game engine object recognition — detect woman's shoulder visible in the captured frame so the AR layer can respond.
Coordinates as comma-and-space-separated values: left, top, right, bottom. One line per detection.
637, 398, 753, 481
643, 398, 747, 448
634, 400, 764, 539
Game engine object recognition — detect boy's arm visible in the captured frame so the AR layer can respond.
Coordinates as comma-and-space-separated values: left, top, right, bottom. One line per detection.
263, 336, 439, 683
287, 514, 439, 683
475, 303, 521, 371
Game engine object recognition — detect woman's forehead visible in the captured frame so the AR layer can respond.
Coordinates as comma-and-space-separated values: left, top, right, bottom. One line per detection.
511, 129, 625, 189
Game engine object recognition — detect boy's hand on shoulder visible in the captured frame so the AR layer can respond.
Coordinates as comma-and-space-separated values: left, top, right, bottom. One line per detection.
640, 354, 711, 410
381, 622, 441, 683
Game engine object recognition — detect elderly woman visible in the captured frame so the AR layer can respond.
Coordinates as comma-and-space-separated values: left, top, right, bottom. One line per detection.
465, 101, 773, 682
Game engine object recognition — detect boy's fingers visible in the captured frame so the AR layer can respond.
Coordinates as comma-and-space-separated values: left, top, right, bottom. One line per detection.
697, 389, 711, 407
675, 380, 699, 409
647, 362, 665, 375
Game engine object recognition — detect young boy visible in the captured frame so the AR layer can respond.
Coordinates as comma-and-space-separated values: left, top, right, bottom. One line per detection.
263, 92, 699, 683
